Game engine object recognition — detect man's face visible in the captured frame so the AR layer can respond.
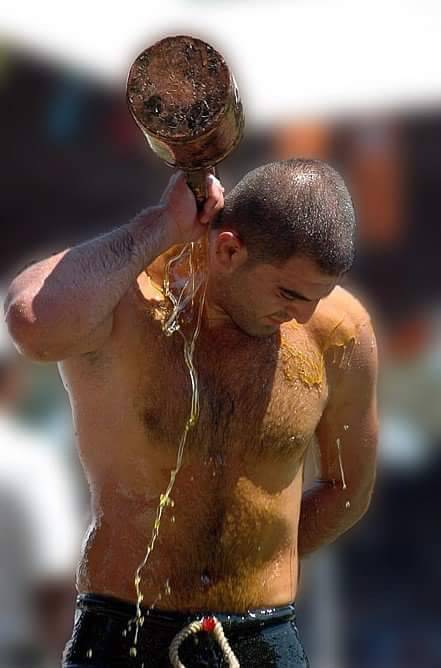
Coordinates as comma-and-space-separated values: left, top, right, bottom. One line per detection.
219, 254, 340, 337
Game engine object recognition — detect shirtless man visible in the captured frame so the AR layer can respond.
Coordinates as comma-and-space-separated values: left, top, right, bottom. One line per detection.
4, 159, 378, 667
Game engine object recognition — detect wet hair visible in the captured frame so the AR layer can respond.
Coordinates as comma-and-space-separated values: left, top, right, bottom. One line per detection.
212, 158, 355, 274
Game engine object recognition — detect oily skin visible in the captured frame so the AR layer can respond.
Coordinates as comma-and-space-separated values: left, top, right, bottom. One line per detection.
59, 231, 376, 612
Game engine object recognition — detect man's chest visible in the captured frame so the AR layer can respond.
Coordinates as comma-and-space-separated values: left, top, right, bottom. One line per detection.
133, 319, 328, 463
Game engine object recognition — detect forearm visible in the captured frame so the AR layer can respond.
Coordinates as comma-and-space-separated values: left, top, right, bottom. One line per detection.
5, 206, 172, 356
298, 480, 371, 558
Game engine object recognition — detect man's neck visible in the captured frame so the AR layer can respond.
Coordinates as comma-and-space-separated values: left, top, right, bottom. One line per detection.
203, 278, 236, 331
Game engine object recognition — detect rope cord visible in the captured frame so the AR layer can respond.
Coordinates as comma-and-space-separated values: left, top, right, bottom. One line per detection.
169, 616, 240, 667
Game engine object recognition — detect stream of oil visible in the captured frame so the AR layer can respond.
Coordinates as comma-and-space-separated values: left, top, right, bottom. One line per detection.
129, 236, 209, 656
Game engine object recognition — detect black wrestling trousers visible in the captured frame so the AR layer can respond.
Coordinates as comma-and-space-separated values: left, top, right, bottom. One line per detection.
63, 593, 310, 667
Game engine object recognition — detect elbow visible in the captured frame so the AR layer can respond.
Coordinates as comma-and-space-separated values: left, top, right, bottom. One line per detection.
4, 296, 52, 362
353, 492, 373, 521
4, 296, 31, 347
347, 475, 376, 520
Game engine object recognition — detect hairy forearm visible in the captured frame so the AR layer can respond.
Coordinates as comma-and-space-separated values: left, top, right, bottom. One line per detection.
298, 480, 371, 558
5, 206, 172, 356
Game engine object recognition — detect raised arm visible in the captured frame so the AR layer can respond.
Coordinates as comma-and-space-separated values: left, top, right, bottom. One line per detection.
298, 306, 379, 558
4, 172, 223, 362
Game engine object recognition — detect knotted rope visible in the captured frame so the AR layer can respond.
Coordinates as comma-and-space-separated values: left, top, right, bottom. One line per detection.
169, 615, 240, 667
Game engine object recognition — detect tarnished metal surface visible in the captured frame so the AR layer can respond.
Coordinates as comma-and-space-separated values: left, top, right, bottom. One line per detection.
126, 35, 244, 173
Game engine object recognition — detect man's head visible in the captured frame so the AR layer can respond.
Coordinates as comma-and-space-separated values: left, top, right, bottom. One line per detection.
207, 158, 356, 336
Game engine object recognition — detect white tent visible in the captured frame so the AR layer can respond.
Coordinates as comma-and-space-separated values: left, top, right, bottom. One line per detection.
1, 0, 441, 123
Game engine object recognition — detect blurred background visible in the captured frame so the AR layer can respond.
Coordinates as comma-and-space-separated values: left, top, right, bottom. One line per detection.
1, 1, 441, 666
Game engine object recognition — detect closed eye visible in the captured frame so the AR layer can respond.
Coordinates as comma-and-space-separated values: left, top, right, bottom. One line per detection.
279, 288, 310, 302
279, 290, 298, 302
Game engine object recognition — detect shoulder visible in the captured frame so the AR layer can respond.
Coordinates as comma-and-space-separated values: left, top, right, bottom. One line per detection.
309, 285, 375, 354
307, 286, 378, 400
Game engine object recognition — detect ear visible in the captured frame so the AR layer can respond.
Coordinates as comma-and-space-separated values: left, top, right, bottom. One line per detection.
209, 230, 248, 272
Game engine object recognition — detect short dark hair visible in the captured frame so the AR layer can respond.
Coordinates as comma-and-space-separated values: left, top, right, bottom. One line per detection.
213, 158, 355, 274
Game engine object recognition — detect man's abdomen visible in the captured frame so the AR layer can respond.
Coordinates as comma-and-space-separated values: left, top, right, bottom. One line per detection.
77, 501, 299, 612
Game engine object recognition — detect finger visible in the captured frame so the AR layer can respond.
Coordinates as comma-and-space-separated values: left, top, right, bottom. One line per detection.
206, 173, 223, 196
202, 190, 223, 213
162, 170, 181, 196
203, 187, 221, 211
199, 207, 214, 224
212, 198, 224, 214
202, 192, 218, 210
199, 197, 218, 223
199, 197, 224, 224
202, 185, 220, 207
167, 170, 181, 185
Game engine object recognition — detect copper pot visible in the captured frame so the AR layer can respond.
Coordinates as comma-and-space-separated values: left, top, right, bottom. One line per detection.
126, 35, 244, 202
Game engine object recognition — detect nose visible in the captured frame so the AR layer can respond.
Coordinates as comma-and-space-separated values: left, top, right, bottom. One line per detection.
292, 301, 319, 324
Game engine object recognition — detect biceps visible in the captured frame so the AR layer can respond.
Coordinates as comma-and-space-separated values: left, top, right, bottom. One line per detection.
315, 396, 378, 493
31, 312, 114, 362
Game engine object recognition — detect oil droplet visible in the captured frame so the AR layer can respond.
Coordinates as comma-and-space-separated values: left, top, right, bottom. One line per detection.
86, 649, 93, 658
336, 438, 347, 490
130, 647, 137, 657
171, 515, 176, 523
338, 338, 356, 369
343, 424, 349, 431
201, 573, 211, 587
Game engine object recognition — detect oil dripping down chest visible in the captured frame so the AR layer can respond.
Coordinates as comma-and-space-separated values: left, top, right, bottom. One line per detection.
138, 327, 328, 460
